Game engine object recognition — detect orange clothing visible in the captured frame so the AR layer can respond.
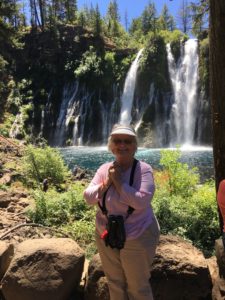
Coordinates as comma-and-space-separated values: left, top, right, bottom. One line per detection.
217, 180, 225, 232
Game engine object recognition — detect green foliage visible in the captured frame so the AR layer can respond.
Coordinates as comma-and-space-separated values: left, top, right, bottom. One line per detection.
141, 2, 156, 35
74, 46, 103, 79
153, 149, 219, 256
159, 148, 199, 197
157, 4, 176, 31
22, 145, 70, 186
139, 33, 168, 90
199, 37, 209, 94
9, 103, 34, 139
0, 112, 15, 137
159, 29, 187, 44
106, 0, 120, 22
28, 183, 90, 225
190, 0, 209, 37
6, 79, 33, 114
27, 182, 97, 258
0, 184, 8, 191
185, 182, 219, 255
114, 54, 135, 83
159, 30, 188, 64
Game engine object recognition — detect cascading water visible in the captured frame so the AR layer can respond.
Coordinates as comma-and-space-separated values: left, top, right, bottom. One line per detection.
100, 97, 118, 143
53, 82, 79, 146
119, 49, 144, 125
72, 90, 93, 145
41, 40, 206, 147
134, 83, 155, 132
167, 39, 199, 146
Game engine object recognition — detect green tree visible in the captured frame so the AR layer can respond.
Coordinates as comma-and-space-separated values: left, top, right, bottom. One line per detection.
158, 4, 176, 31
159, 148, 199, 197
22, 145, 70, 186
107, 0, 120, 22
64, 0, 77, 23
190, 0, 209, 37
77, 9, 86, 28
93, 4, 102, 36
129, 17, 142, 35
141, 2, 157, 34
0, 0, 22, 115
105, 0, 121, 38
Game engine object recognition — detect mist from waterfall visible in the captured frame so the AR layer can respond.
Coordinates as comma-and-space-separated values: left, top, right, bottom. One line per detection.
119, 49, 144, 125
167, 39, 199, 146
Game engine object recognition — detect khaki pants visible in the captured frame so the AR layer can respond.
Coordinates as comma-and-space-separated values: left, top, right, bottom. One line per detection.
96, 217, 160, 300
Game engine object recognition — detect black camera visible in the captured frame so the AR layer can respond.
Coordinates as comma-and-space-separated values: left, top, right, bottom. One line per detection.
105, 215, 126, 250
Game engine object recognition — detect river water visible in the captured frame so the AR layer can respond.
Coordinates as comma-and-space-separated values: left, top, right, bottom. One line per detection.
59, 146, 214, 183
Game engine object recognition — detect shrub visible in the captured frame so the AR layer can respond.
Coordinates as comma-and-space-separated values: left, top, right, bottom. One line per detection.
22, 145, 70, 186
27, 182, 96, 258
74, 46, 103, 79
159, 148, 199, 197
153, 148, 220, 257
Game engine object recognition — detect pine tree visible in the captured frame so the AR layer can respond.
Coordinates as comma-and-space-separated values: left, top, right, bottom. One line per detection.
190, 0, 208, 37
93, 4, 102, 36
141, 2, 156, 34
65, 0, 77, 23
158, 4, 176, 31
107, 0, 120, 22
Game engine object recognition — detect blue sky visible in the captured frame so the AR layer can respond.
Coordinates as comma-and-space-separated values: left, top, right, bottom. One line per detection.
77, 0, 197, 28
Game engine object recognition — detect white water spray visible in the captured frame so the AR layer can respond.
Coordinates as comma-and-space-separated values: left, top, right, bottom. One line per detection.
119, 49, 144, 125
167, 39, 199, 146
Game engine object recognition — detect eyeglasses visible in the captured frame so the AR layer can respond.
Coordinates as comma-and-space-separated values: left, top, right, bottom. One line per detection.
112, 138, 134, 145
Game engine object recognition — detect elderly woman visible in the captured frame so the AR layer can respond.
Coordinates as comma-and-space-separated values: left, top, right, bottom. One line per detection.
83, 124, 160, 300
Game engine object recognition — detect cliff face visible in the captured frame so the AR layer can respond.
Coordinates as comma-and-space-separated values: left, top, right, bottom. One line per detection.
10, 26, 211, 147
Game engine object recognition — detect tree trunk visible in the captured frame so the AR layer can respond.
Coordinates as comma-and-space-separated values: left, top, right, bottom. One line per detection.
209, 0, 225, 231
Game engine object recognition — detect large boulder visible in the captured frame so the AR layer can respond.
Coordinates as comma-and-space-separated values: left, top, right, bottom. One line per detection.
0, 241, 14, 280
213, 238, 225, 299
84, 253, 109, 300
151, 235, 212, 300
0, 191, 11, 208
1, 238, 85, 300
84, 235, 212, 300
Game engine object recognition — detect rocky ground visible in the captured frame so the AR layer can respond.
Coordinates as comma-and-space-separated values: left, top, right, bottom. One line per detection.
0, 136, 90, 300
0, 135, 94, 247
0, 136, 59, 247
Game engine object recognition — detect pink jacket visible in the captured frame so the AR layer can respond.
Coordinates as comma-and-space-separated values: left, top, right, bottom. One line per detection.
83, 160, 156, 239
218, 179, 225, 232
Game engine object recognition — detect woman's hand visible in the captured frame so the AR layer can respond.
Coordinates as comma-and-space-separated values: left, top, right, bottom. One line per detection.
108, 162, 122, 193
97, 176, 112, 198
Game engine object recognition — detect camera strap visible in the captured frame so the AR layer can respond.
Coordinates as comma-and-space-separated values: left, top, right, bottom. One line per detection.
98, 158, 138, 219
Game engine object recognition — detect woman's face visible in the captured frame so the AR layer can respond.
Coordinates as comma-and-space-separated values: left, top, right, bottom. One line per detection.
110, 134, 137, 162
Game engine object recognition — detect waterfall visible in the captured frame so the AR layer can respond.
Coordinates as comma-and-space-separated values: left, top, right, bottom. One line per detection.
100, 98, 118, 143
72, 90, 93, 145
167, 39, 199, 146
53, 82, 79, 146
119, 49, 144, 125
9, 113, 23, 138
135, 83, 155, 132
